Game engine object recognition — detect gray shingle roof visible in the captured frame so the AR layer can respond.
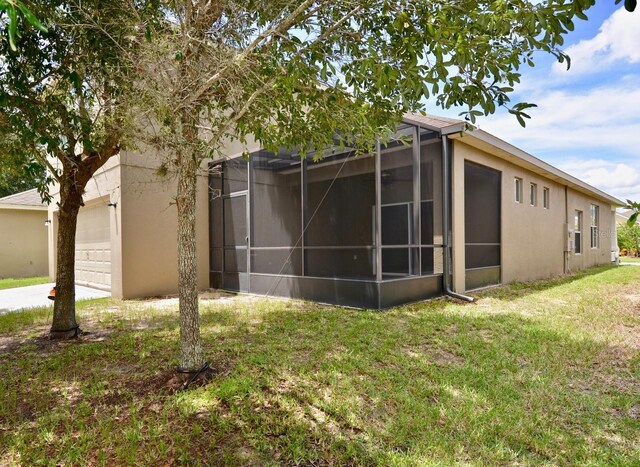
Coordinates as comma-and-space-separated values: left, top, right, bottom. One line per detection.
0, 188, 46, 208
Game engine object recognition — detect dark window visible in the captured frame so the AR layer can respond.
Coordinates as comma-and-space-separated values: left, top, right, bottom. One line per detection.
543, 187, 550, 209
529, 183, 537, 206
515, 177, 523, 203
590, 204, 599, 248
465, 161, 501, 271
574, 210, 582, 254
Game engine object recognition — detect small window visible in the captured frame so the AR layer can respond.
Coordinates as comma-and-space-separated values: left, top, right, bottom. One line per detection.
515, 177, 523, 203
590, 204, 599, 249
543, 187, 550, 209
574, 210, 582, 254
529, 183, 537, 206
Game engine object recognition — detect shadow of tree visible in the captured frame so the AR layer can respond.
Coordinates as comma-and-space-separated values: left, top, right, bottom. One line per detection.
1, 266, 639, 465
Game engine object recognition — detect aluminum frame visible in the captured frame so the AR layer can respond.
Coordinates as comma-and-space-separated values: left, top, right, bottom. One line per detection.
208, 122, 446, 309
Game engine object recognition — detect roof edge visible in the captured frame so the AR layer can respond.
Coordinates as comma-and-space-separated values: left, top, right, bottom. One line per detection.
447, 128, 624, 207
0, 203, 48, 211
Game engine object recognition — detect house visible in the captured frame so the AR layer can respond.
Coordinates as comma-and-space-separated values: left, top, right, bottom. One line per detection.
45, 114, 622, 308
616, 209, 637, 226
0, 188, 49, 279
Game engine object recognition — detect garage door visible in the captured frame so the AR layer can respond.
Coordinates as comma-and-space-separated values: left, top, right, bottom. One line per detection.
75, 203, 111, 291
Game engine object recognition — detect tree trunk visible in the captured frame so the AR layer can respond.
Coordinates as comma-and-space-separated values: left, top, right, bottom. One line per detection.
50, 189, 83, 339
176, 152, 203, 371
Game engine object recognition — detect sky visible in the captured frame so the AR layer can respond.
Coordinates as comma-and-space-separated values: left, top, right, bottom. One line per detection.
433, 3, 640, 206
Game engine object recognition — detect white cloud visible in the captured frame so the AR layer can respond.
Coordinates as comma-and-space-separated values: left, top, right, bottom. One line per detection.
475, 80, 640, 202
557, 159, 640, 201
553, 8, 640, 76
478, 81, 640, 157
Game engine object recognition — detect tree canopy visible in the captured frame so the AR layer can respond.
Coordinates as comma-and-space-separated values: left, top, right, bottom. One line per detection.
128, 0, 601, 371
0, 1, 151, 336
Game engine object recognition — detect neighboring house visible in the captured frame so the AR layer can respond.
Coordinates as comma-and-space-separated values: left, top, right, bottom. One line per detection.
46, 113, 622, 308
0, 189, 49, 279
616, 209, 638, 226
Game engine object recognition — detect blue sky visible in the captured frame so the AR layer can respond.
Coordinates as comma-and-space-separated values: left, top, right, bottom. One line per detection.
433, 3, 640, 205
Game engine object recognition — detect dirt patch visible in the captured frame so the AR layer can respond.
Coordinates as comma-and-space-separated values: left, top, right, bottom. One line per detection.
0, 325, 115, 356
624, 293, 640, 307
404, 346, 465, 366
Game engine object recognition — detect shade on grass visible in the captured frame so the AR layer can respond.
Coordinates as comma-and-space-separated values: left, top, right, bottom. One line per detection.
0, 266, 639, 465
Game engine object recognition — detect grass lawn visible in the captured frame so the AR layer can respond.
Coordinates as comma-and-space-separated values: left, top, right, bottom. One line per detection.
620, 256, 640, 263
1, 266, 639, 465
0, 276, 50, 291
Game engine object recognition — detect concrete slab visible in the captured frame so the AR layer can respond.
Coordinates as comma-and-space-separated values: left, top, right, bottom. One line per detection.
0, 283, 110, 314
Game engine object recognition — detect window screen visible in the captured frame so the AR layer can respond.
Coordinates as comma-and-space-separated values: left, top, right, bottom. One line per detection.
530, 183, 537, 206
515, 177, 523, 203
306, 152, 375, 279
590, 204, 599, 248
575, 210, 582, 254
543, 187, 550, 209
465, 162, 501, 269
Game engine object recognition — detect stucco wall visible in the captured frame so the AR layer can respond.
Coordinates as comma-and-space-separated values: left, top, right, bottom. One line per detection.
567, 191, 616, 271
118, 156, 210, 299
451, 139, 615, 292
0, 208, 49, 278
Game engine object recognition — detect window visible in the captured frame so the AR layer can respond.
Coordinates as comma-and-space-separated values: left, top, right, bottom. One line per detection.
543, 187, 550, 209
515, 177, 523, 203
529, 182, 537, 206
590, 204, 599, 248
574, 210, 582, 254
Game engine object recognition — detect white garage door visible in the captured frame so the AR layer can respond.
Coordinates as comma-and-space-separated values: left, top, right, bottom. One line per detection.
75, 203, 111, 291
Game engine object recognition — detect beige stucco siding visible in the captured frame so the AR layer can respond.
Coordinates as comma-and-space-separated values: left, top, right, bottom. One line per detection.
451, 139, 614, 292
118, 156, 209, 299
0, 208, 49, 278
566, 192, 616, 271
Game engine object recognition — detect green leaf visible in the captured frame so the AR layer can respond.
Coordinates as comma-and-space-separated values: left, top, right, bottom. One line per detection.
16, 2, 47, 32
7, 3, 17, 51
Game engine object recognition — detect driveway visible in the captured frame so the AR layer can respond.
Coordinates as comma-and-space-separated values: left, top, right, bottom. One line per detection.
0, 283, 110, 314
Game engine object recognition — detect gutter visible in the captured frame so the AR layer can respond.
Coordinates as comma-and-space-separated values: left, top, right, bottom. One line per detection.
441, 134, 474, 302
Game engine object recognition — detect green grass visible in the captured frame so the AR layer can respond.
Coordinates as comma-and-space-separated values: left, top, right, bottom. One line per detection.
1, 266, 639, 465
0, 276, 50, 290
620, 256, 640, 263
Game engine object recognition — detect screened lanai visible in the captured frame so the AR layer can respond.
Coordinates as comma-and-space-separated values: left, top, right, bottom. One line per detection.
209, 122, 446, 309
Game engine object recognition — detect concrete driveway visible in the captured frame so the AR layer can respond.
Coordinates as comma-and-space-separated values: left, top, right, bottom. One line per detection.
0, 283, 110, 314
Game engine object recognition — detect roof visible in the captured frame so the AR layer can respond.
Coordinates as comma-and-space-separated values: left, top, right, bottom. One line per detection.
618, 209, 634, 219
0, 188, 47, 211
403, 112, 467, 132
404, 113, 624, 207
617, 209, 637, 224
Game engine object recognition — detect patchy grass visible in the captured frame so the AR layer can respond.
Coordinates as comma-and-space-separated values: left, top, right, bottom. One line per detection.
1, 266, 639, 465
0, 276, 50, 291
620, 256, 640, 263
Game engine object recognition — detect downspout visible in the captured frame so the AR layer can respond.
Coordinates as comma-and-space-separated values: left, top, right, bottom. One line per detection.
441, 134, 474, 302
564, 185, 569, 274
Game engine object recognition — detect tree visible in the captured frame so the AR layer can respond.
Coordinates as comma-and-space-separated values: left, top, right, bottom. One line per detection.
0, 2, 147, 337
0, 150, 46, 198
618, 222, 640, 255
0, 0, 47, 50
133, 0, 597, 371
626, 200, 640, 227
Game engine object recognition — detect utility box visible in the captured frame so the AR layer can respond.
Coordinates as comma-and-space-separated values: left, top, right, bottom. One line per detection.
564, 223, 573, 252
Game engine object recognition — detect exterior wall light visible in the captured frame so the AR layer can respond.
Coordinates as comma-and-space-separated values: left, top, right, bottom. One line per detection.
44, 219, 51, 227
